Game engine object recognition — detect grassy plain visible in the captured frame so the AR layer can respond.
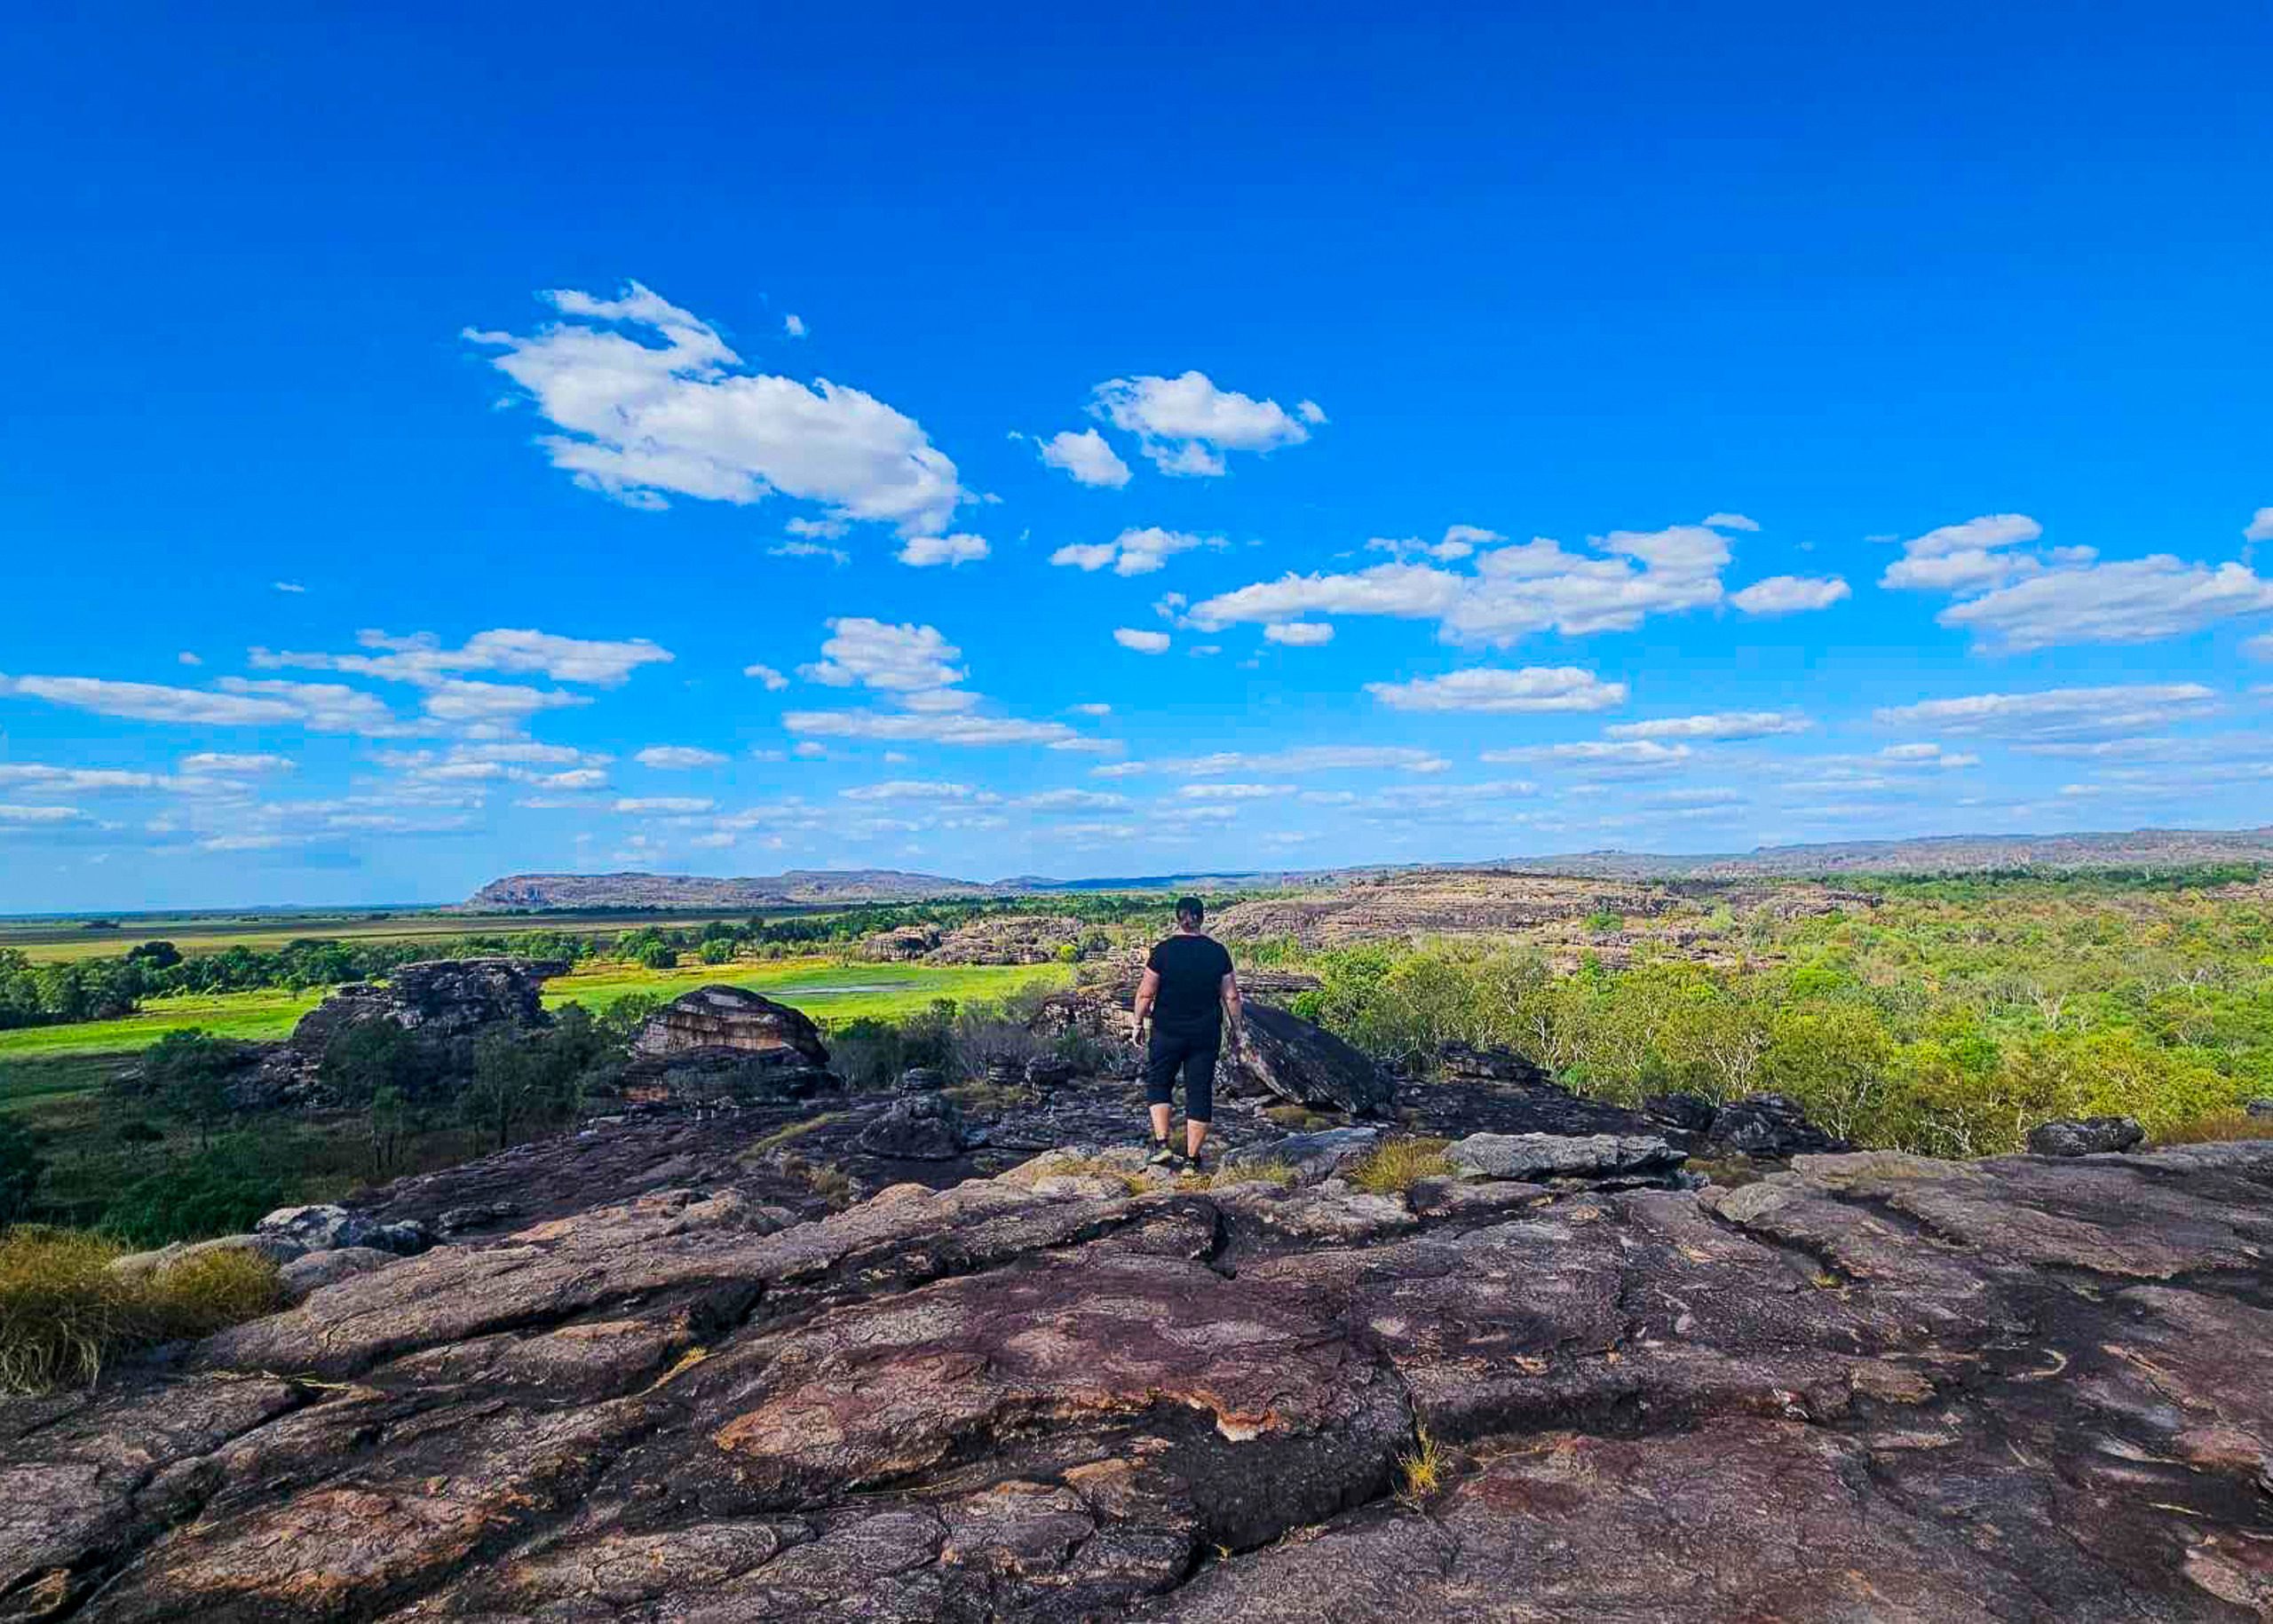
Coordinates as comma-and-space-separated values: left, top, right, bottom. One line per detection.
0, 908, 816, 963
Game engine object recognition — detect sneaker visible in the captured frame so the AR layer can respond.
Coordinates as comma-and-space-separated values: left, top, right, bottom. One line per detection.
1146, 1142, 1184, 1172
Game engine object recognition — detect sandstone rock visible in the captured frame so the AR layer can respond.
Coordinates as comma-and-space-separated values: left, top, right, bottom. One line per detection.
277, 1246, 398, 1303
1025, 1055, 1077, 1090
1221, 1002, 1392, 1116
896, 1066, 946, 1094
1642, 1090, 1719, 1135
2028, 1114, 2147, 1157
630, 984, 831, 1066
242, 956, 566, 1109
256, 1204, 430, 1256
2248, 1097, 2273, 1120
1706, 1092, 1845, 1158
1437, 1042, 1550, 1087
852, 1093, 973, 1160
1225, 1126, 1381, 1184
435, 1201, 519, 1235
1447, 1130, 1684, 1184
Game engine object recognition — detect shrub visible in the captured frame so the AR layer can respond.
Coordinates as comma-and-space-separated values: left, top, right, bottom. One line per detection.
1348, 1137, 1453, 1195
0, 1228, 281, 1395
2152, 1110, 2273, 1145
1398, 1423, 1446, 1502
0, 1118, 46, 1231
102, 1145, 288, 1248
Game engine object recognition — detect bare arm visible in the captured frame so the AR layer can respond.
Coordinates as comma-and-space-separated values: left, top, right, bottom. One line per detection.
1220, 968, 1244, 1053
1130, 967, 1161, 1042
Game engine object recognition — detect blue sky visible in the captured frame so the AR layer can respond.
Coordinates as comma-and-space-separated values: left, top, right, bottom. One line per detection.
4, 2, 2271, 911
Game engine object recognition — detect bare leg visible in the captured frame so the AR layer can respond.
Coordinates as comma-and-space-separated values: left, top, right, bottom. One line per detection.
1186, 1117, 1209, 1158
1150, 1103, 1173, 1145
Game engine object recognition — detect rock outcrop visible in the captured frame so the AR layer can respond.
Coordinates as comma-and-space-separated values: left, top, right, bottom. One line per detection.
241, 956, 565, 1108
620, 986, 836, 1104
11, 1129, 2273, 1621
1220, 1002, 1394, 1116
2028, 1114, 2148, 1156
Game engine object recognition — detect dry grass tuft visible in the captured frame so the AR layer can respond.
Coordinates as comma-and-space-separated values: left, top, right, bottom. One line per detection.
0, 1229, 281, 1395
1025, 1155, 1144, 1195
737, 1113, 842, 1164
1349, 1137, 1454, 1195
1398, 1423, 1446, 1503
2152, 1110, 2273, 1146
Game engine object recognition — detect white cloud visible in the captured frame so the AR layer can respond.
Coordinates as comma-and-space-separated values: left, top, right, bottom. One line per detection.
614, 796, 715, 814
1090, 371, 1315, 476
416, 678, 586, 729
1702, 512, 1760, 532
1367, 526, 1501, 563
177, 652, 202, 667
1480, 741, 1691, 769
1355, 779, 1539, 817
179, 752, 295, 774
1175, 746, 1448, 776
1091, 761, 1149, 778
635, 745, 727, 770
1177, 782, 1291, 801
0, 765, 165, 794
800, 619, 965, 693
1264, 622, 1334, 646
2245, 508, 2273, 544
770, 540, 851, 565
1880, 514, 2045, 593
1730, 574, 1850, 615
1051, 527, 1217, 577
841, 780, 976, 802
1873, 743, 1979, 768
896, 532, 990, 568
0, 672, 385, 731
784, 710, 1090, 749
0, 803, 84, 823
1189, 525, 1729, 646
539, 768, 609, 790
273, 581, 306, 594
1366, 666, 1627, 713
252, 627, 672, 687
1874, 684, 2222, 741
1017, 788, 1129, 812
1114, 628, 1172, 654
1934, 556, 2273, 650
1069, 702, 1112, 717
1034, 428, 1131, 488
2247, 633, 2273, 661
744, 662, 789, 690
1606, 711, 1812, 741
467, 281, 963, 534
783, 313, 807, 337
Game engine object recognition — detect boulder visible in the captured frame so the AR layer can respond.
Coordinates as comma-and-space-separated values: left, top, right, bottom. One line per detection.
257, 1205, 432, 1256
436, 1201, 520, 1235
108, 1231, 304, 1282
2028, 1115, 2147, 1157
853, 1094, 974, 1161
1025, 1055, 1078, 1091
1437, 1042, 1551, 1088
897, 1066, 946, 1094
626, 1047, 836, 1106
277, 1246, 399, 1303
630, 986, 830, 1068
1225, 1126, 1381, 1184
1446, 1130, 1684, 1184
1642, 1091, 1719, 1136
1221, 1003, 1393, 1116
1705, 1093, 1846, 1159
2246, 1097, 2273, 1120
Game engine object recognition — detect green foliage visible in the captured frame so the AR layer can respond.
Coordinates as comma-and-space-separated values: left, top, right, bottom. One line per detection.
0, 1228, 281, 1394
102, 1144, 288, 1247
140, 1028, 242, 1145
0, 1118, 46, 1231
319, 1018, 428, 1104
461, 1026, 585, 1151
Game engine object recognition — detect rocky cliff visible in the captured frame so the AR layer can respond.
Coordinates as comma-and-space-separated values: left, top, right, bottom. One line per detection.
6, 1069, 2272, 1621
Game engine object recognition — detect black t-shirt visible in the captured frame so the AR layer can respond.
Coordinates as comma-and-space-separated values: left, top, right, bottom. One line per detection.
1146, 932, 1234, 1040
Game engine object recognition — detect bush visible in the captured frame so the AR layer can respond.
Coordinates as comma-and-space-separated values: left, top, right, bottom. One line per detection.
0, 1118, 45, 1231
102, 1145, 288, 1248
1348, 1137, 1453, 1194
2152, 1110, 2273, 1145
0, 1228, 281, 1395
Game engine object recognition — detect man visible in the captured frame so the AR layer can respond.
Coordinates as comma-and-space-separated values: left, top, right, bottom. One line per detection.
1129, 895, 1242, 1171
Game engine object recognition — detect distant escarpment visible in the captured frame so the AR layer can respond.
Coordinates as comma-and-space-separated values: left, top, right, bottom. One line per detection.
463, 868, 1010, 911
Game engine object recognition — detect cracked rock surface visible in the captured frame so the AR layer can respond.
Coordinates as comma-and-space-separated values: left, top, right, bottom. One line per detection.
5, 1113, 2271, 1622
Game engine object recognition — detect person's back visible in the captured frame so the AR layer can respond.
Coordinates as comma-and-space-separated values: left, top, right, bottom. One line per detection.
1146, 929, 1232, 1041
1130, 896, 1242, 1171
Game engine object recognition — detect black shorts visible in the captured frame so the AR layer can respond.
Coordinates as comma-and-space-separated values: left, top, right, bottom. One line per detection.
1144, 1028, 1217, 1122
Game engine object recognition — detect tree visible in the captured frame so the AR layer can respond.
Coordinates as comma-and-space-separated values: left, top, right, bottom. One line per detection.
461, 1029, 582, 1152
320, 1019, 425, 1105
103, 1145, 286, 1247
0, 1117, 46, 1231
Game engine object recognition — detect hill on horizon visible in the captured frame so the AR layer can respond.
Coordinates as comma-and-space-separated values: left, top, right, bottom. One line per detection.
460, 826, 2273, 910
